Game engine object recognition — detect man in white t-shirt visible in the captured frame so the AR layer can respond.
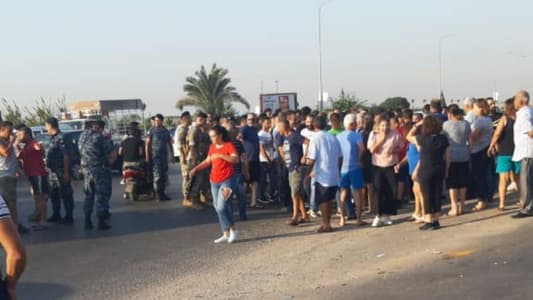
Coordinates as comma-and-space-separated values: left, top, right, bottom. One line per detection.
306, 116, 342, 233
258, 116, 276, 204
300, 115, 318, 216
511, 91, 533, 218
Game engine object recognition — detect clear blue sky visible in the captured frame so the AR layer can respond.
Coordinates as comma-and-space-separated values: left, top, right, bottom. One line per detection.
1, 0, 532, 114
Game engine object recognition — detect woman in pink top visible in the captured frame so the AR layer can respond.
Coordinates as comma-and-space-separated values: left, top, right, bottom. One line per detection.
367, 116, 404, 227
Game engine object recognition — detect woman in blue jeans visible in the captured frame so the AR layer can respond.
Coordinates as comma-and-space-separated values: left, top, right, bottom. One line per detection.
190, 126, 240, 244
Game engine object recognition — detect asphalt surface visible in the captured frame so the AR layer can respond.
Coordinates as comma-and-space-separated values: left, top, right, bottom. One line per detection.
9, 165, 533, 300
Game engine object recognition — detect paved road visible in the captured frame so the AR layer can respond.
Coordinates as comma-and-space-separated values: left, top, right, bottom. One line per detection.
12, 165, 533, 300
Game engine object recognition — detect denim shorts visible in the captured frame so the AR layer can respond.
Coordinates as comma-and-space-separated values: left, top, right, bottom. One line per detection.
340, 169, 364, 189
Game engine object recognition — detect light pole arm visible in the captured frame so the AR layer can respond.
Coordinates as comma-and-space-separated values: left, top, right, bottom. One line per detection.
318, 0, 336, 111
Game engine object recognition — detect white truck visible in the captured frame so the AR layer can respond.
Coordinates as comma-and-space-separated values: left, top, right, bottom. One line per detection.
60, 99, 147, 137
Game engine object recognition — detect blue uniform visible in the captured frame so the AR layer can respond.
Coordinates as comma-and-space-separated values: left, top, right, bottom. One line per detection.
79, 129, 114, 217
46, 132, 74, 219
148, 126, 171, 193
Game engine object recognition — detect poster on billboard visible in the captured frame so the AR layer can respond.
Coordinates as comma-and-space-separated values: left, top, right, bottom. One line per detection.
260, 93, 298, 112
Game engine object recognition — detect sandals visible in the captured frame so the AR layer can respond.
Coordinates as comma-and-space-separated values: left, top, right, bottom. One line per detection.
410, 214, 424, 223
409, 214, 422, 221
447, 210, 459, 217
355, 220, 368, 226
286, 219, 300, 226
472, 202, 487, 212
316, 226, 333, 233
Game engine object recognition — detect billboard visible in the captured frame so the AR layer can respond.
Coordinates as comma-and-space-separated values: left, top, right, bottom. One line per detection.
260, 93, 298, 113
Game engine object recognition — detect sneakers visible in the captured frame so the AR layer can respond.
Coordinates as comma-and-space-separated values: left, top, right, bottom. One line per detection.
257, 198, 271, 205
372, 216, 393, 227
371, 216, 383, 227
214, 235, 229, 244
507, 182, 518, 192
228, 230, 239, 243
307, 210, 317, 218
382, 216, 393, 226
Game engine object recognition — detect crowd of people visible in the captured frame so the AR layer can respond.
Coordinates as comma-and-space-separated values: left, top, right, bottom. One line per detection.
174, 90, 533, 242
0, 90, 531, 297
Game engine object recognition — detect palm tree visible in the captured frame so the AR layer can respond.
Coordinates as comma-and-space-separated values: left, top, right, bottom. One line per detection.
176, 64, 250, 116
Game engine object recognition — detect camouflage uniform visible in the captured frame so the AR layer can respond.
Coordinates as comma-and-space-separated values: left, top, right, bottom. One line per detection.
46, 131, 74, 219
176, 124, 190, 198
79, 129, 114, 218
148, 126, 171, 195
186, 124, 211, 203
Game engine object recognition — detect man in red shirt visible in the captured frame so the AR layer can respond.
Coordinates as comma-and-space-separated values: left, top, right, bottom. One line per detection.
15, 125, 49, 231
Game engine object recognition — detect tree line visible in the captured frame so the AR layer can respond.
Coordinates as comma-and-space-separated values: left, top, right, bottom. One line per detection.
0, 96, 67, 126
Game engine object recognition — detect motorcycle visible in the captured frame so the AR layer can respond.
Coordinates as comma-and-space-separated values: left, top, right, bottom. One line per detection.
122, 162, 153, 201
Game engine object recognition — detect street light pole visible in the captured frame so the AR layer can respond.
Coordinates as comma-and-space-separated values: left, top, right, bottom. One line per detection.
318, 0, 335, 111
439, 34, 454, 95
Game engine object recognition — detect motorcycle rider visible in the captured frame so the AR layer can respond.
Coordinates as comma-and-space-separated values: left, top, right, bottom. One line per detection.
119, 125, 146, 200
119, 126, 145, 168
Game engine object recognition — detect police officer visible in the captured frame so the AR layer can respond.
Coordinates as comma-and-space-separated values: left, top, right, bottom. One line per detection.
79, 120, 115, 230
145, 114, 173, 201
44, 117, 75, 224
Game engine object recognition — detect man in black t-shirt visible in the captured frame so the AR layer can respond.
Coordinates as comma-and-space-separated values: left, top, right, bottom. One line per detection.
119, 128, 144, 165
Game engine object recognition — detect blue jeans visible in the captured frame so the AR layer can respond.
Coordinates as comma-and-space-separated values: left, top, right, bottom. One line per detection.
233, 172, 247, 219
210, 177, 236, 233
259, 162, 277, 200
303, 167, 317, 211
279, 163, 291, 208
